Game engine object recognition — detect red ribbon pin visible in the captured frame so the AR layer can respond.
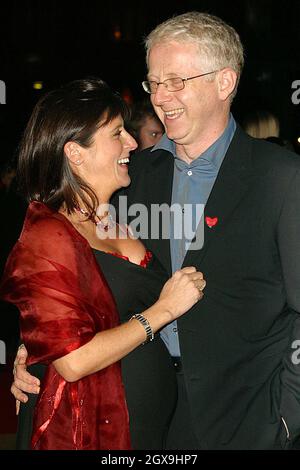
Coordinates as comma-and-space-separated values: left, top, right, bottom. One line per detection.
205, 216, 218, 228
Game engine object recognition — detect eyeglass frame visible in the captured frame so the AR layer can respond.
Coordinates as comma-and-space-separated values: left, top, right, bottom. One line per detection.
142, 70, 219, 94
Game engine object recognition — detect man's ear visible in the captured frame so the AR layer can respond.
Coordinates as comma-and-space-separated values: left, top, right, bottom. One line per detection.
217, 68, 238, 101
64, 142, 83, 166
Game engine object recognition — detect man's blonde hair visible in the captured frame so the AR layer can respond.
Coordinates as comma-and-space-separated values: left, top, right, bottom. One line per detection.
145, 12, 244, 98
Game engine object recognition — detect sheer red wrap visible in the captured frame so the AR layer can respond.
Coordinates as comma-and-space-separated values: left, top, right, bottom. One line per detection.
0, 202, 130, 450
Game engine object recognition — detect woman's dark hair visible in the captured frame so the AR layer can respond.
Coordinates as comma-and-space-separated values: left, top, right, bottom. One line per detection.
18, 78, 129, 217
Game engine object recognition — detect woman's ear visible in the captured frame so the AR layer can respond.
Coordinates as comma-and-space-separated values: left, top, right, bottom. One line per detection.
217, 68, 238, 101
64, 142, 83, 166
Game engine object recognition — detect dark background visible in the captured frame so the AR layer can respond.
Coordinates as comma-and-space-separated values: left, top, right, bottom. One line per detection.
0, 0, 300, 163
0, 1, 299, 445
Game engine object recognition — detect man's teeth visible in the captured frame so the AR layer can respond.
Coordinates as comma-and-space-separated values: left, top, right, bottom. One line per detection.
165, 108, 184, 117
117, 158, 130, 164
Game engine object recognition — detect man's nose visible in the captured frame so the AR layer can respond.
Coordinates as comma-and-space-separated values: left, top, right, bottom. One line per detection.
152, 83, 172, 106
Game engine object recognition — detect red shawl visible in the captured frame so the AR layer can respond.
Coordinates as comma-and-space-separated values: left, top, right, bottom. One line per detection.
0, 201, 130, 450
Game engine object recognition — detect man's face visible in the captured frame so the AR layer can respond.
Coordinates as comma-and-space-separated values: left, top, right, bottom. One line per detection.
148, 41, 222, 152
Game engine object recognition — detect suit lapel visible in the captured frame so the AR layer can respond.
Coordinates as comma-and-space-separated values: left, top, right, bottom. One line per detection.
183, 127, 255, 268
145, 150, 174, 274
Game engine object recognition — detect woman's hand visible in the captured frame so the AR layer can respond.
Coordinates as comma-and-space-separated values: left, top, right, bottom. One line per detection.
158, 266, 206, 320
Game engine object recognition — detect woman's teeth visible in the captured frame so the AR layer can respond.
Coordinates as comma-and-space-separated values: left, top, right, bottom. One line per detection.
117, 157, 130, 165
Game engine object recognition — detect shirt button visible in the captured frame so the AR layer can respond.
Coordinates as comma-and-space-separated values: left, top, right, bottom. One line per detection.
187, 170, 193, 176
173, 327, 178, 333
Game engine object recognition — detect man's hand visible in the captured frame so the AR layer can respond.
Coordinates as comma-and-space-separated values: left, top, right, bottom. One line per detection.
12, 345, 40, 415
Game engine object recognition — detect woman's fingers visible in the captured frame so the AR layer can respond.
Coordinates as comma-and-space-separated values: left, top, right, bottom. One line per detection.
196, 279, 206, 291
180, 266, 197, 274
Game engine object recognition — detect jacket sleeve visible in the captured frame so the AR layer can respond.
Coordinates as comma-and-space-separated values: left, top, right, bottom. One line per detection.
277, 168, 300, 442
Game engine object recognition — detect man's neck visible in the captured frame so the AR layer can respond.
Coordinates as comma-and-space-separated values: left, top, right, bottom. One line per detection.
175, 115, 230, 164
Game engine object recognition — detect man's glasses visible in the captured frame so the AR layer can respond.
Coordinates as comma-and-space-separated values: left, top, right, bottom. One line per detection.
142, 70, 219, 94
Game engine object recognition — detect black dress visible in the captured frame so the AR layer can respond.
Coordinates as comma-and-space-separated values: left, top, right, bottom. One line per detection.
17, 250, 177, 450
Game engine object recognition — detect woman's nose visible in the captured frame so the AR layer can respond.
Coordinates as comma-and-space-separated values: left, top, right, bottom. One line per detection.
124, 131, 138, 151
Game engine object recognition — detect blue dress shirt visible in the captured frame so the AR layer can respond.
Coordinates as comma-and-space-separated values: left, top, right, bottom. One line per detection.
151, 114, 237, 356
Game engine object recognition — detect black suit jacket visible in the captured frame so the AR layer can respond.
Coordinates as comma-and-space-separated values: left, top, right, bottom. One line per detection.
121, 126, 300, 449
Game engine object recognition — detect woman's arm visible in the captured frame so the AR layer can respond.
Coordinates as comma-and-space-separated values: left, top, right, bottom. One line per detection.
53, 267, 204, 382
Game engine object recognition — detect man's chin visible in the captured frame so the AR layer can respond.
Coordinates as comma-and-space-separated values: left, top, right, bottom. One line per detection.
165, 125, 185, 142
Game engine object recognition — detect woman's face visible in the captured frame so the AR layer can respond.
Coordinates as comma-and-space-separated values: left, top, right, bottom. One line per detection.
77, 115, 137, 201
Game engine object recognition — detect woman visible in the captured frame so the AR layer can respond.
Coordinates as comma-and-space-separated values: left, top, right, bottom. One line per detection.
1, 78, 205, 450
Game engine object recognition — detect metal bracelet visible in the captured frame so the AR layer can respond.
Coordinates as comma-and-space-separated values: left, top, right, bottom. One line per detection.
130, 313, 154, 344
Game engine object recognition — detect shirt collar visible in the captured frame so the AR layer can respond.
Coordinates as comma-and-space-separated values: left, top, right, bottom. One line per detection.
151, 132, 176, 154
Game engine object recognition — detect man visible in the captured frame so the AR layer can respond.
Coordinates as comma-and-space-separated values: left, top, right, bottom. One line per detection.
12, 12, 300, 449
